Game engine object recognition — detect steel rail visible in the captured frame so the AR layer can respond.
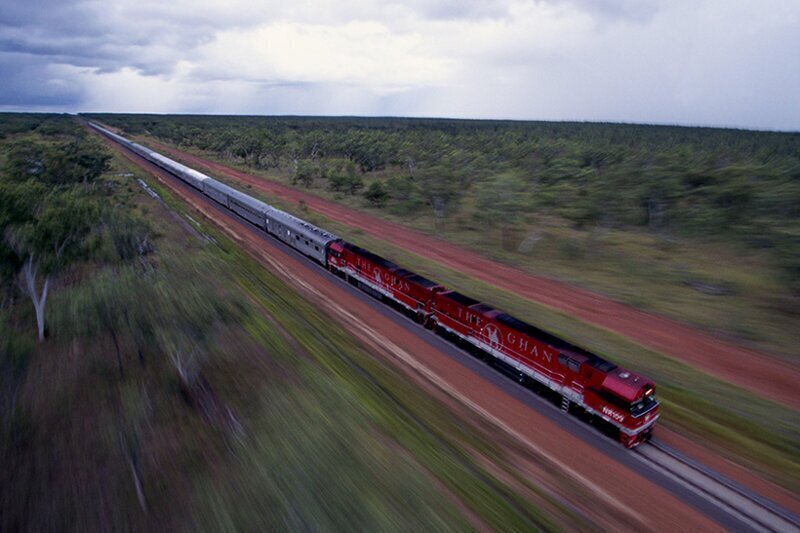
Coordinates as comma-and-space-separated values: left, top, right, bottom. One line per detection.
636, 440, 799, 532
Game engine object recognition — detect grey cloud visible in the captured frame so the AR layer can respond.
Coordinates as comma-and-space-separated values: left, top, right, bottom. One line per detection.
542, 0, 662, 23
399, 0, 511, 21
0, 0, 219, 76
0, 53, 85, 108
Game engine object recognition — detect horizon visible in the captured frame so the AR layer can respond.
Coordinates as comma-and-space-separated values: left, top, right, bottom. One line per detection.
2, 1, 798, 132
17, 110, 798, 134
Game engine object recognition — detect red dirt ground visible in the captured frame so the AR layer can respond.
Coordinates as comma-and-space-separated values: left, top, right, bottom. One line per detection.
151, 142, 800, 410
96, 133, 724, 530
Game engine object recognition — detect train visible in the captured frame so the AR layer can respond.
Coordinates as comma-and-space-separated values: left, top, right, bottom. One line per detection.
89, 122, 660, 448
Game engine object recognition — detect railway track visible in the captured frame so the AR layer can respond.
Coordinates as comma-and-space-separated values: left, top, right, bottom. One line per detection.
635, 440, 800, 532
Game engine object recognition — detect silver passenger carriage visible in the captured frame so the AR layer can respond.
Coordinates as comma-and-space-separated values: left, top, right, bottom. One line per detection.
147, 153, 208, 190
89, 123, 208, 191
265, 208, 339, 265
203, 178, 272, 228
90, 122, 341, 266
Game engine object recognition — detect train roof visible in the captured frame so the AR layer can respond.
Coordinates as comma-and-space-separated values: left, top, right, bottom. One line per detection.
471, 303, 495, 313
342, 242, 398, 269
130, 142, 153, 156
148, 152, 210, 182
182, 166, 212, 183
585, 356, 618, 372
266, 207, 340, 243
230, 189, 273, 213
205, 178, 251, 202
493, 313, 562, 345
439, 291, 480, 307
393, 268, 440, 289
602, 367, 652, 402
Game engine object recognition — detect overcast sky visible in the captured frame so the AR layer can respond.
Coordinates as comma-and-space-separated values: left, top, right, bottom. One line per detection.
1, 0, 798, 130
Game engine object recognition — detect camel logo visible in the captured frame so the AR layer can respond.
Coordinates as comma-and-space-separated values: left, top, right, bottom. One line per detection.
482, 323, 502, 350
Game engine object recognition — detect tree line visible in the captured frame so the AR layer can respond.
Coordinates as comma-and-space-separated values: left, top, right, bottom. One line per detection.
87, 113, 800, 295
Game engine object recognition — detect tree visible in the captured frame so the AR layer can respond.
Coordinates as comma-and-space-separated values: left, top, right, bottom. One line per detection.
4, 141, 109, 185
416, 166, 463, 225
2, 187, 99, 341
292, 159, 316, 188
104, 212, 154, 267
327, 171, 349, 193
364, 181, 389, 207
346, 174, 364, 195
474, 174, 531, 250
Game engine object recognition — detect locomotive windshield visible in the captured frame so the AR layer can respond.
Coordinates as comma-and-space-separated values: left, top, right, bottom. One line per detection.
630, 388, 658, 417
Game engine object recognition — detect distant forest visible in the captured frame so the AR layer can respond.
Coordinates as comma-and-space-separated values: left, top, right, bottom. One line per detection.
87, 114, 800, 294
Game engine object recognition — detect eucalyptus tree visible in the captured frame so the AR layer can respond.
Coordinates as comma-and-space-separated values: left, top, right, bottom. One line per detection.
364, 181, 389, 207
2, 188, 99, 341
1, 139, 108, 341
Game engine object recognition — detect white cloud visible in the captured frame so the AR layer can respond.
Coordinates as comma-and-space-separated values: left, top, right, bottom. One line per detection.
194, 21, 455, 90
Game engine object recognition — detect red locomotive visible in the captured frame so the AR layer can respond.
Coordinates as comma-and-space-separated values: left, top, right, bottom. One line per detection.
329, 241, 659, 448
328, 241, 444, 322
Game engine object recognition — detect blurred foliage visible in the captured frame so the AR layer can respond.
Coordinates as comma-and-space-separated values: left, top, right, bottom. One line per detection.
0, 115, 113, 340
